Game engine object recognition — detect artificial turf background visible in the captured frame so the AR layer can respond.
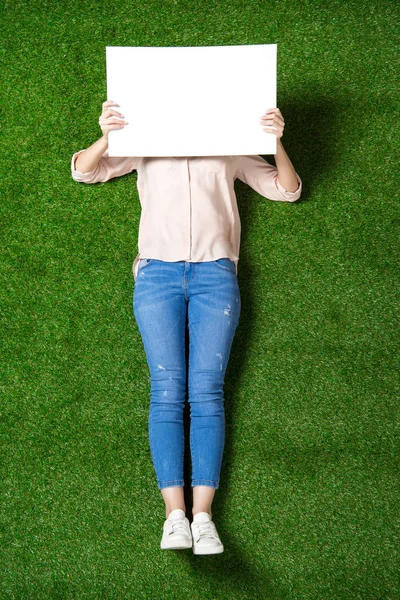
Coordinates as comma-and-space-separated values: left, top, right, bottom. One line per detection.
1, 0, 399, 598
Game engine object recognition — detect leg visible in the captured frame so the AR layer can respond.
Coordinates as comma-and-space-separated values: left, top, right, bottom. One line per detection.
133, 260, 188, 509
187, 260, 240, 555
192, 486, 215, 517
161, 487, 186, 519
187, 260, 241, 505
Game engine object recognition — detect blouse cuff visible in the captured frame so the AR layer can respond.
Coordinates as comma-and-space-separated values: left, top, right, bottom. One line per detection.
71, 150, 99, 182
275, 175, 302, 200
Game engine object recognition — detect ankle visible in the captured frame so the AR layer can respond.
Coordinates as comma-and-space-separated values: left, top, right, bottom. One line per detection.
192, 508, 212, 519
166, 505, 186, 519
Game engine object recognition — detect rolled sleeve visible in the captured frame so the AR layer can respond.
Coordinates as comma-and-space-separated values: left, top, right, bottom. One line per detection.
71, 150, 141, 184
234, 155, 302, 202
71, 151, 101, 183
275, 174, 302, 202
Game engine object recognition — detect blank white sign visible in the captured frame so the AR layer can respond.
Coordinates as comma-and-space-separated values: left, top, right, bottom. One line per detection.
106, 44, 277, 157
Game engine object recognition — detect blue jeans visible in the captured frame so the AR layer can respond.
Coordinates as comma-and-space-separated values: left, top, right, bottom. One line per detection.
133, 258, 241, 489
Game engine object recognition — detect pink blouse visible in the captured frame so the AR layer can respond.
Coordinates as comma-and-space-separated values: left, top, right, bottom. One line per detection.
71, 151, 302, 280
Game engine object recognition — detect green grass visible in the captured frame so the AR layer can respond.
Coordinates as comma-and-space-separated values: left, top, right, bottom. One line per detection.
1, 0, 398, 598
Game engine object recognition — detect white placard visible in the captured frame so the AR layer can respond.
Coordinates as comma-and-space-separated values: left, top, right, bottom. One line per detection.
106, 44, 277, 157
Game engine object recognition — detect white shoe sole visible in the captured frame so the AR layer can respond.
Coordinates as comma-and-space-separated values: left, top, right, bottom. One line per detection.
160, 538, 192, 550
193, 543, 224, 555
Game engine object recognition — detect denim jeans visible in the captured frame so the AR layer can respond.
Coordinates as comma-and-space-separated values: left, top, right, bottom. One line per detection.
133, 258, 241, 489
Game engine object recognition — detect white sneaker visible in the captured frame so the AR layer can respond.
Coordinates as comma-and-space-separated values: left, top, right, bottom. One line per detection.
191, 512, 224, 555
160, 509, 192, 550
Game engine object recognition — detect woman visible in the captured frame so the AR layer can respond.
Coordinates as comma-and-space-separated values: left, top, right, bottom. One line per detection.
71, 100, 302, 555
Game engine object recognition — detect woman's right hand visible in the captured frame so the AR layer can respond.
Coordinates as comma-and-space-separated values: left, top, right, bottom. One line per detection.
99, 100, 128, 139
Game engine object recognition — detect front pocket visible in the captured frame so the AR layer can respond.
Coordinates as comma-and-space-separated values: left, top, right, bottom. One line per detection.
137, 258, 154, 272
213, 258, 236, 273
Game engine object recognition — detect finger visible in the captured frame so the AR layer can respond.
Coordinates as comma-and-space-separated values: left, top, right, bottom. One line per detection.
260, 117, 285, 129
103, 100, 119, 108
105, 109, 125, 119
105, 123, 126, 130
100, 122, 127, 131
263, 107, 281, 115
260, 114, 284, 125
261, 108, 283, 121
264, 124, 284, 133
272, 114, 285, 127
260, 117, 279, 124
100, 116, 128, 126
107, 116, 128, 124
101, 101, 121, 116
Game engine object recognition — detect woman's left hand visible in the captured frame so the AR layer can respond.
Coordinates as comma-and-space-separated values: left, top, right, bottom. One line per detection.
260, 108, 285, 139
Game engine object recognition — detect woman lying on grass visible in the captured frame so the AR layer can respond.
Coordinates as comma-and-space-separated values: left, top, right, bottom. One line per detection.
71, 100, 301, 555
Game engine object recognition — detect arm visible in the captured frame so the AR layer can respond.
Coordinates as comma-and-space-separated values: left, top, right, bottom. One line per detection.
274, 139, 299, 193
75, 135, 109, 174
233, 154, 302, 202
72, 100, 140, 183
76, 100, 128, 174
260, 108, 301, 193
234, 107, 302, 201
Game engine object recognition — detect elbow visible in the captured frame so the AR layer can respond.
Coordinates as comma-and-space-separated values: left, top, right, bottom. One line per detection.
71, 164, 100, 184
71, 172, 89, 183
71, 172, 98, 184
279, 186, 302, 203
286, 184, 301, 194
71, 172, 83, 183
285, 179, 302, 202
288, 190, 302, 202
71, 152, 99, 183
275, 175, 302, 202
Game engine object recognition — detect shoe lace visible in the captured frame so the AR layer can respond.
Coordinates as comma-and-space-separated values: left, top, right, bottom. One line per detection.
166, 518, 188, 536
194, 521, 219, 541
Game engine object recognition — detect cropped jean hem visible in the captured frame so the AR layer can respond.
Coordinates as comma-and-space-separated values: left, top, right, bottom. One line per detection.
158, 479, 185, 489
192, 479, 219, 489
